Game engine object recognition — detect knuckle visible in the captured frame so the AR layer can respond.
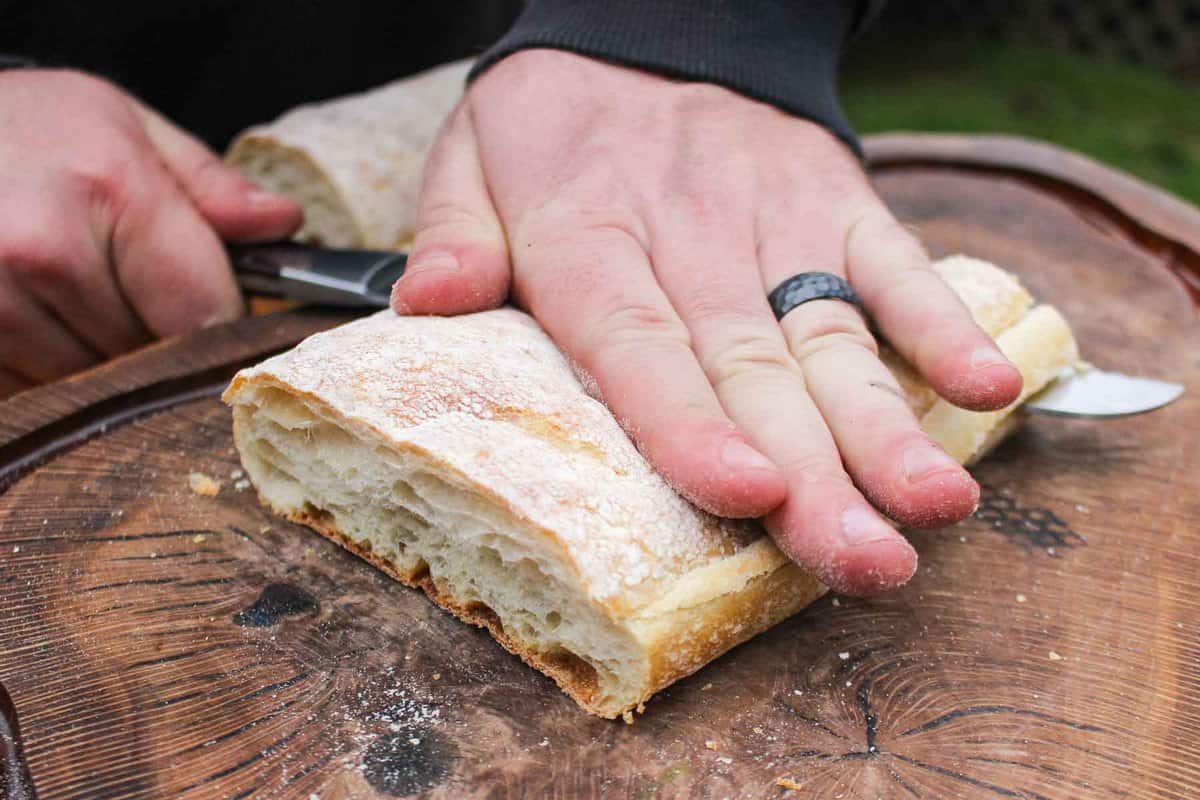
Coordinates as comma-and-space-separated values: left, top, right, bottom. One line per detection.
680, 279, 762, 326
708, 328, 800, 389
517, 202, 647, 252
179, 153, 230, 194
0, 227, 82, 289
417, 199, 493, 235
65, 149, 140, 210
594, 300, 690, 351
785, 307, 878, 362
674, 190, 735, 228
777, 450, 850, 484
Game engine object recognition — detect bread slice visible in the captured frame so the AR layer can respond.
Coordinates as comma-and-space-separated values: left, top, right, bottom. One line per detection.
223, 257, 1077, 719
226, 59, 472, 250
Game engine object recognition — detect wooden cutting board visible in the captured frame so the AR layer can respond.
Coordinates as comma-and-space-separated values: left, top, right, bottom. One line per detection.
2, 134, 1198, 800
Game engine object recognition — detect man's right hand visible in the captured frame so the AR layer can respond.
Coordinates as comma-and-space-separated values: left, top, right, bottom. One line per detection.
0, 69, 302, 396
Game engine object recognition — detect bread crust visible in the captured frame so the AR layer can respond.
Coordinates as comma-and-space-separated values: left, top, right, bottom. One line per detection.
224, 257, 1078, 719
226, 58, 472, 249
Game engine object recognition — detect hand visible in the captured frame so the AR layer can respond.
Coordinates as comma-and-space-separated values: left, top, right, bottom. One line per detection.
392, 51, 1022, 595
0, 69, 301, 396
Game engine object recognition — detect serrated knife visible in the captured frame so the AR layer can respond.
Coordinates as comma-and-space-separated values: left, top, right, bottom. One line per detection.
227, 242, 1185, 419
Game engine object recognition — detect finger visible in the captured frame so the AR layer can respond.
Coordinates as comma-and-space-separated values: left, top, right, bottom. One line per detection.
758, 181, 977, 528
513, 220, 785, 518
652, 236, 914, 592
844, 206, 1023, 412
136, 103, 303, 242
780, 300, 979, 529
685, 200, 912, 594
391, 103, 510, 316
0, 177, 149, 357
109, 165, 244, 337
0, 271, 101, 382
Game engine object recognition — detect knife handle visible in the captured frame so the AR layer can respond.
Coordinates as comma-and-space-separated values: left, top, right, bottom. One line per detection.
227, 241, 407, 309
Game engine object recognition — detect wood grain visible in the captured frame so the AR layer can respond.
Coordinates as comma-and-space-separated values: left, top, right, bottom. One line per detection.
1, 135, 1198, 799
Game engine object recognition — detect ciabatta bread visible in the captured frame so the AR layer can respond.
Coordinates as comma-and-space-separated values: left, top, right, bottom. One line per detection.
223, 257, 1077, 719
226, 59, 472, 250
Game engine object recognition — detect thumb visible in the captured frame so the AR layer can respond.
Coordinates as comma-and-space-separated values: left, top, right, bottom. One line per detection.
135, 103, 303, 242
391, 102, 510, 316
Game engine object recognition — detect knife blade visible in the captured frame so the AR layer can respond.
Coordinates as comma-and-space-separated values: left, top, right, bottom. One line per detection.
228, 242, 1185, 418
1024, 366, 1184, 418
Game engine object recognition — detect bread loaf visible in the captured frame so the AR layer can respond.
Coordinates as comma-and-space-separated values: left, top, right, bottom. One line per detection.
227, 59, 472, 250
223, 256, 1078, 719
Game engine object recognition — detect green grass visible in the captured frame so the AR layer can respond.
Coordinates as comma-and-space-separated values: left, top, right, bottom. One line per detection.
842, 46, 1200, 205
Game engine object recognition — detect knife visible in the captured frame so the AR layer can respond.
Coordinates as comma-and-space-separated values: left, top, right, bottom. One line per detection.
228, 240, 406, 308
227, 242, 1185, 419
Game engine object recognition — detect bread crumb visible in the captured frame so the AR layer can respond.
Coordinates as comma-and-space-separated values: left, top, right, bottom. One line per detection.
700, 683, 713, 691
188, 472, 222, 497
431, 673, 441, 680
838, 651, 850, 660
11, 546, 19, 554
716, 756, 732, 765
259, 525, 271, 534
192, 534, 207, 544
622, 710, 634, 725
752, 726, 764, 735
538, 737, 549, 747
1016, 594, 1027, 603
793, 689, 803, 696
831, 597, 840, 607
230, 468, 245, 480
776, 778, 803, 791
1048, 651, 1064, 661
233, 478, 251, 492
636, 702, 645, 714
704, 740, 719, 750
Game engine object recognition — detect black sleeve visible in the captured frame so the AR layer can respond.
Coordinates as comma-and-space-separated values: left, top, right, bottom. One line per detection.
0, 55, 39, 70
469, 0, 885, 156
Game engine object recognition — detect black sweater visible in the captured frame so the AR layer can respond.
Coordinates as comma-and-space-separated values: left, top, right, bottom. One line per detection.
1, 1, 881, 152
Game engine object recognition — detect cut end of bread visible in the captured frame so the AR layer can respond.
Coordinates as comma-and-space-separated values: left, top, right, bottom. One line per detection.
224, 341, 819, 718
228, 384, 644, 716
227, 136, 363, 248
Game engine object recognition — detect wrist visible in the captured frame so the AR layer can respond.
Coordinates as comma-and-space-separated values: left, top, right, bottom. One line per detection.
470, 0, 864, 156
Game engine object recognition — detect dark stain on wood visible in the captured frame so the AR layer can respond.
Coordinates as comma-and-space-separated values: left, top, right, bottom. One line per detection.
973, 485, 1085, 551
232, 583, 319, 627
361, 729, 455, 796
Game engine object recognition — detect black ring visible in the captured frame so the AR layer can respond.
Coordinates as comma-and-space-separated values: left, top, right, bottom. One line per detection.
767, 272, 867, 322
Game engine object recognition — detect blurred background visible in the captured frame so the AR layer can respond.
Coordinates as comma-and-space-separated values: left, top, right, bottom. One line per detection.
4, 0, 1197, 204
843, 0, 1200, 203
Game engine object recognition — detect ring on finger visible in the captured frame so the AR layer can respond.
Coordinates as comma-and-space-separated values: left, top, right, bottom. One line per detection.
767, 271, 871, 328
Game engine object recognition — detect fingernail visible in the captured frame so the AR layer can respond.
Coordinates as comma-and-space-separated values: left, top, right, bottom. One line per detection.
409, 250, 460, 273
840, 506, 896, 546
902, 443, 959, 483
969, 346, 1010, 370
720, 437, 776, 474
